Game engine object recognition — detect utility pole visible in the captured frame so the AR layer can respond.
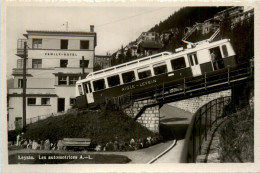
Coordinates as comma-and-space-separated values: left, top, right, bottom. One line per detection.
22, 42, 27, 131
82, 56, 85, 78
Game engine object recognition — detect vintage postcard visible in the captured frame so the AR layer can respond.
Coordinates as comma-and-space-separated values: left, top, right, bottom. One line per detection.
1, 0, 259, 172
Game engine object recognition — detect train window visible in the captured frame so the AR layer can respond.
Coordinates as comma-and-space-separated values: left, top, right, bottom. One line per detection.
222, 45, 228, 57
83, 83, 88, 93
153, 63, 167, 75
93, 79, 106, 91
122, 71, 135, 83
188, 55, 194, 66
78, 85, 83, 95
107, 75, 120, 87
171, 57, 186, 70
88, 83, 92, 93
137, 67, 152, 79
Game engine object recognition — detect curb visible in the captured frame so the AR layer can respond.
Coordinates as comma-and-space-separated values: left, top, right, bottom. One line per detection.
147, 139, 177, 164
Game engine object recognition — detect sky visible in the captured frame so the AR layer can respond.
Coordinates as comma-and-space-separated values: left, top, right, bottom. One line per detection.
6, 5, 179, 79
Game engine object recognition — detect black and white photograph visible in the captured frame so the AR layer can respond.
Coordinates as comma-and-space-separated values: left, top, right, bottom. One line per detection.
1, 1, 259, 172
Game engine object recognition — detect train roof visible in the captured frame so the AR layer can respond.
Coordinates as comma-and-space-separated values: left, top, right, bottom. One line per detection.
77, 39, 230, 84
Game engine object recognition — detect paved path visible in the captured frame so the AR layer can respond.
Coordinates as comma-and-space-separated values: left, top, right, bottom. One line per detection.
153, 104, 193, 163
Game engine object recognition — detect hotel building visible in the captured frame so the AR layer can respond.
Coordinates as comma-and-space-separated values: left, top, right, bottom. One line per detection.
8, 26, 96, 130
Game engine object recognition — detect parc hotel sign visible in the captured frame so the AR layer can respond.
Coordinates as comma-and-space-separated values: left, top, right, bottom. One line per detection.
29, 50, 92, 59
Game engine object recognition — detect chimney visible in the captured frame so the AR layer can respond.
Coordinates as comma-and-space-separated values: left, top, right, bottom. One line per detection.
90, 25, 94, 32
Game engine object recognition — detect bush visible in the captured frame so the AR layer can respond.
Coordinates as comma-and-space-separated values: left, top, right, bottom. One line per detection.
23, 104, 160, 150
219, 106, 254, 162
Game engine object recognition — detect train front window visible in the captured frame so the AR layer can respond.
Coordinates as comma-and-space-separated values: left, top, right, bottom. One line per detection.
122, 71, 135, 83
153, 63, 167, 75
222, 45, 228, 57
78, 85, 83, 95
93, 79, 105, 91
171, 57, 186, 70
138, 67, 152, 79
108, 75, 120, 87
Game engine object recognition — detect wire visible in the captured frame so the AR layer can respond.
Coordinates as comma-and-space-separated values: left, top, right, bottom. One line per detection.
95, 7, 167, 28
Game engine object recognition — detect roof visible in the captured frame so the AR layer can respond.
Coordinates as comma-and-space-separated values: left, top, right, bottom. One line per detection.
139, 41, 163, 49
23, 30, 96, 38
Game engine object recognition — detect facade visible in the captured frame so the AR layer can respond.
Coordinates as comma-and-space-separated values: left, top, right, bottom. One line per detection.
8, 27, 97, 130
136, 32, 159, 45
94, 55, 112, 70
214, 6, 254, 28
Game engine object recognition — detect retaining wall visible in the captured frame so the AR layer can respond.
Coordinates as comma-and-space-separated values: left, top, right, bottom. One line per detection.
124, 99, 160, 133
168, 90, 231, 113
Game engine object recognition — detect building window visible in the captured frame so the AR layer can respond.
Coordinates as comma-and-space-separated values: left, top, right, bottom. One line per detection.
69, 76, 79, 85
18, 79, 27, 88
61, 40, 68, 49
58, 76, 67, 85
17, 59, 28, 68
70, 98, 76, 106
80, 40, 89, 49
15, 117, 23, 130
107, 75, 120, 87
28, 98, 36, 105
41, 98, 50, 105
32, 39, 42, 49
60, 60, 68, 68
80, 60, 89, 68
32, 59, 42, 68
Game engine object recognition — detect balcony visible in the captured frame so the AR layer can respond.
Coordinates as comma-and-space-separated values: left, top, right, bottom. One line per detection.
17, 39, 28, 57
12, 68, 30, 76
9, 88, 56, 95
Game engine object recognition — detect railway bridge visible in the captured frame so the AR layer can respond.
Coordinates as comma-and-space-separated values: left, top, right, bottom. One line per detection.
122, 61, 253, 133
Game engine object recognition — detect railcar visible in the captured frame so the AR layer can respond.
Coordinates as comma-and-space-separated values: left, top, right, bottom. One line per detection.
76, 39, 237, 108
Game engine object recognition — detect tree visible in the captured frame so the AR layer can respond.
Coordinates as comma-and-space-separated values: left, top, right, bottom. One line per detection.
220, 12, 232, 39
125, 48, 132, 62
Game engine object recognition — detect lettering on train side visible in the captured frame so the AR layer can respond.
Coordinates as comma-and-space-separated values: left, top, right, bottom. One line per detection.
121, 79, 157, 91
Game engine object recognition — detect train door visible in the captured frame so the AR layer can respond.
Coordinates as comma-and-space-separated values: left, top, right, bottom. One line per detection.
84, 82, 94, 104
188, 52, 202, 77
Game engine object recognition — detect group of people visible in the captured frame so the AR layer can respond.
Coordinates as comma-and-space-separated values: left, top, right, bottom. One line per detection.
16, 134, 64, 151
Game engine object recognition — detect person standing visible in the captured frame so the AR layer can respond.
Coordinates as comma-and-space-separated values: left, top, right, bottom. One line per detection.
211, 50, 219, 70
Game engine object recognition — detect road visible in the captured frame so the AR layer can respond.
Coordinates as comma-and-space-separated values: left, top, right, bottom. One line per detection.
153, 103, 193, 163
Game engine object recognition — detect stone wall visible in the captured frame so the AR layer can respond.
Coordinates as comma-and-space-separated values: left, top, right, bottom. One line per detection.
168, 90, 231, 113
124, 99, 160, 133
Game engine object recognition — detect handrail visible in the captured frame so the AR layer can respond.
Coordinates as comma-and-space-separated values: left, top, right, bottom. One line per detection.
132, 63, 251, 100
182, 96, 231, 163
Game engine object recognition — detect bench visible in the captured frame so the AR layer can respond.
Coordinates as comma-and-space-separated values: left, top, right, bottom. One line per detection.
62, 138, 91, 150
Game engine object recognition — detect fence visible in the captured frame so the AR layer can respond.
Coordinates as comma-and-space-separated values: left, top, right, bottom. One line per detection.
26, 112, 63, 125
182, 96, 231, 163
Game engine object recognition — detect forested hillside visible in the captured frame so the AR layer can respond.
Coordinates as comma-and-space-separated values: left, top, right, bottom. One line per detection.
148, 7, 229, 52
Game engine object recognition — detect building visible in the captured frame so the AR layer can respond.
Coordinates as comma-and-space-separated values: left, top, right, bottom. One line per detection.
136, 32, 159, 45
137, 40, 163, 56
94, 55, 112, 70
214, 6, 254, 28
8, 26, 97, 130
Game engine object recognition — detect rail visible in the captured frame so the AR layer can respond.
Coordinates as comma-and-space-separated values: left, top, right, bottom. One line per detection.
183, 96, 231, 162
132, 61, 252, 103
